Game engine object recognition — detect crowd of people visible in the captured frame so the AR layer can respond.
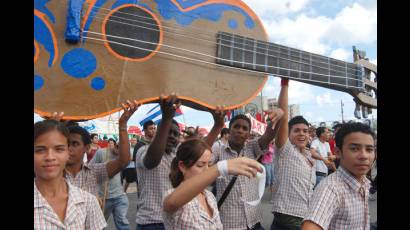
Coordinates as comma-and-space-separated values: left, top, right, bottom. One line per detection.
34, 81, 377, 230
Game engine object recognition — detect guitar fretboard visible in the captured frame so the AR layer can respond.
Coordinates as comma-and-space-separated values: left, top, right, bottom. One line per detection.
216, 32, 363, 92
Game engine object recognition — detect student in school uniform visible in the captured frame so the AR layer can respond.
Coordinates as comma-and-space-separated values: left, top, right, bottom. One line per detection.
34, 119, 106, 229
162, 139, 264, 229
302, 122, 376, 230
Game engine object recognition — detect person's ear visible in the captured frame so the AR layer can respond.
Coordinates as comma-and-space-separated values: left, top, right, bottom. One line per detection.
178, 161, 186, 176
334, 146, 342, 158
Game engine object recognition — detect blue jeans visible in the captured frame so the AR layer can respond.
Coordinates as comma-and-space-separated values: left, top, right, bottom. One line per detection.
104, 194, 131, 230
315, 175, 325, 188
136, 223, 165, 230
263, 163, 273, 187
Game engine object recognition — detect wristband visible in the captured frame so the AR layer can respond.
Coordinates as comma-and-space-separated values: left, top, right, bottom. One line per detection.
281, 78, 289, 86
217, 160, 229, 177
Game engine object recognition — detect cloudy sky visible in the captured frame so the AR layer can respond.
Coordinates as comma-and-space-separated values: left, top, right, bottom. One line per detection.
34, 0, 377, 128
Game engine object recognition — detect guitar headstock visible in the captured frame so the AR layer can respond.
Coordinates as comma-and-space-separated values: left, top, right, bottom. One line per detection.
350, 46, 377, 119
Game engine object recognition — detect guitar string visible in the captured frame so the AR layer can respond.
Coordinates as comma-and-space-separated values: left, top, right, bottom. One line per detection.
86, 15, 361, 77
85, 7, 362, 73
81, 34, 365, 90
83, 29, 362, 83
87, 7, 360, 72
84, 30, 362, 84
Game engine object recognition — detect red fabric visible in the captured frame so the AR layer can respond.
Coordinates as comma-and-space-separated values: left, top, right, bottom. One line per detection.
256, 113, 265, 123
98, 140, 108, 148
329, 138, 336, 154
176, 107, 183, 115
281, 78, 289, 86
128, 126, 142, 135
87, 148, 98, 162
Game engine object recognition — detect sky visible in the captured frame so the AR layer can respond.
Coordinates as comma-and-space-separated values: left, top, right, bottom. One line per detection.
34, 0, 377, 129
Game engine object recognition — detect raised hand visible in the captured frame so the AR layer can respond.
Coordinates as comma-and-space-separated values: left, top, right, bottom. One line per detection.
266, 108, 284, 125
210, 105, 226, 128
119, 100, 140, 125
43, 112, 65, 121
227, 157, 263, 178
159, 93, 181, 120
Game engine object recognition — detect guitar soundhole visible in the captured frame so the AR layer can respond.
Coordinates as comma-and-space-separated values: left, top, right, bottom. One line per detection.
104, 5, 162, 61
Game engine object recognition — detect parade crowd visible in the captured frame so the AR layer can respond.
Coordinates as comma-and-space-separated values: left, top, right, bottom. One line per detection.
34, 79, 377, 230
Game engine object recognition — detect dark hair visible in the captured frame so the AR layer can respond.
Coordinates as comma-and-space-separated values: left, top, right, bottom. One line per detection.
229, 114, 251, 131
68, 126, 91, 145
90, 133, 98, 139
288, 116, 309, 131
333, 123, 342, 130
335, 122, 375, 150
34, 120, 70, 143
143, 120, 155, 130
169, 139, 211, 188
316, 127, 327, 138
64, 120, 79, 127
220, 128, 229, 137
108, 138, 117, 145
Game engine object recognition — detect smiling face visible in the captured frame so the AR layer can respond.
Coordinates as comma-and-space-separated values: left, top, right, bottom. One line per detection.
289, 123, 309, 150
335, 132, 375, 181
34, 130, 69, 181
179, 149, 211, 181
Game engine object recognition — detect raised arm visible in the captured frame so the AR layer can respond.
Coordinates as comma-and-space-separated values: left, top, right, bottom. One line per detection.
106, 100, 139, 178
144, 94, 180, 169
258, 108, 284, 150
275, 79, 289, 149
163, 157, 262, 213
203, 106, 226, 147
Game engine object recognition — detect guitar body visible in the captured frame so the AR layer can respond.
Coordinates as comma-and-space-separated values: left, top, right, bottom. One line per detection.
34, 0, 268, 120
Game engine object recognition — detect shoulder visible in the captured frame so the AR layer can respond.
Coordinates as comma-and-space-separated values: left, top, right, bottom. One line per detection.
87, 161, 107, 173
135, 141, 146, 150
314, 173, 342, 199
94, 149, 106, 159
276, 138, 292, 154
311, 139, 319, 146
138, 144, 149, 154
245, 138, 261, 150
68, 181, 98, 203
204, 189, 217, 202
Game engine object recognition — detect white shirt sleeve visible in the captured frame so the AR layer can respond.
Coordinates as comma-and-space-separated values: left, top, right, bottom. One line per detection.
135, 145, 148, 169
325, 142, 331, 155
310, 139, 319, 151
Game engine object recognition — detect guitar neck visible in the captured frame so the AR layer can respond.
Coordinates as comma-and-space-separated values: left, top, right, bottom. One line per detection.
216, 32, 364, 93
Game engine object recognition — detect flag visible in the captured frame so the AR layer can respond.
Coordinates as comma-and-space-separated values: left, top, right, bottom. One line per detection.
139, 104, 183, 126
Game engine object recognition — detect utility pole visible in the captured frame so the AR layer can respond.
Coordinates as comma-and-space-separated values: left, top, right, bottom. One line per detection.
341, 100, 344, 123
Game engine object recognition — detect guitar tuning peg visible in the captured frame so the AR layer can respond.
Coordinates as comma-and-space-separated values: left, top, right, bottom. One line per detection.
354, 103, 361, 119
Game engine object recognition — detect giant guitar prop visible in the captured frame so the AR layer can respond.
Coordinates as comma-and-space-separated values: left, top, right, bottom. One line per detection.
34, 0, 377, 120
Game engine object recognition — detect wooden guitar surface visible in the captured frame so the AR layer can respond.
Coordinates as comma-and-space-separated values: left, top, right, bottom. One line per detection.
34, 0, 268, 120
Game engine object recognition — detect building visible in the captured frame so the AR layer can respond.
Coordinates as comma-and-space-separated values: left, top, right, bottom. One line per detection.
267, 98, 300, 118
289, 104, 300, 119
